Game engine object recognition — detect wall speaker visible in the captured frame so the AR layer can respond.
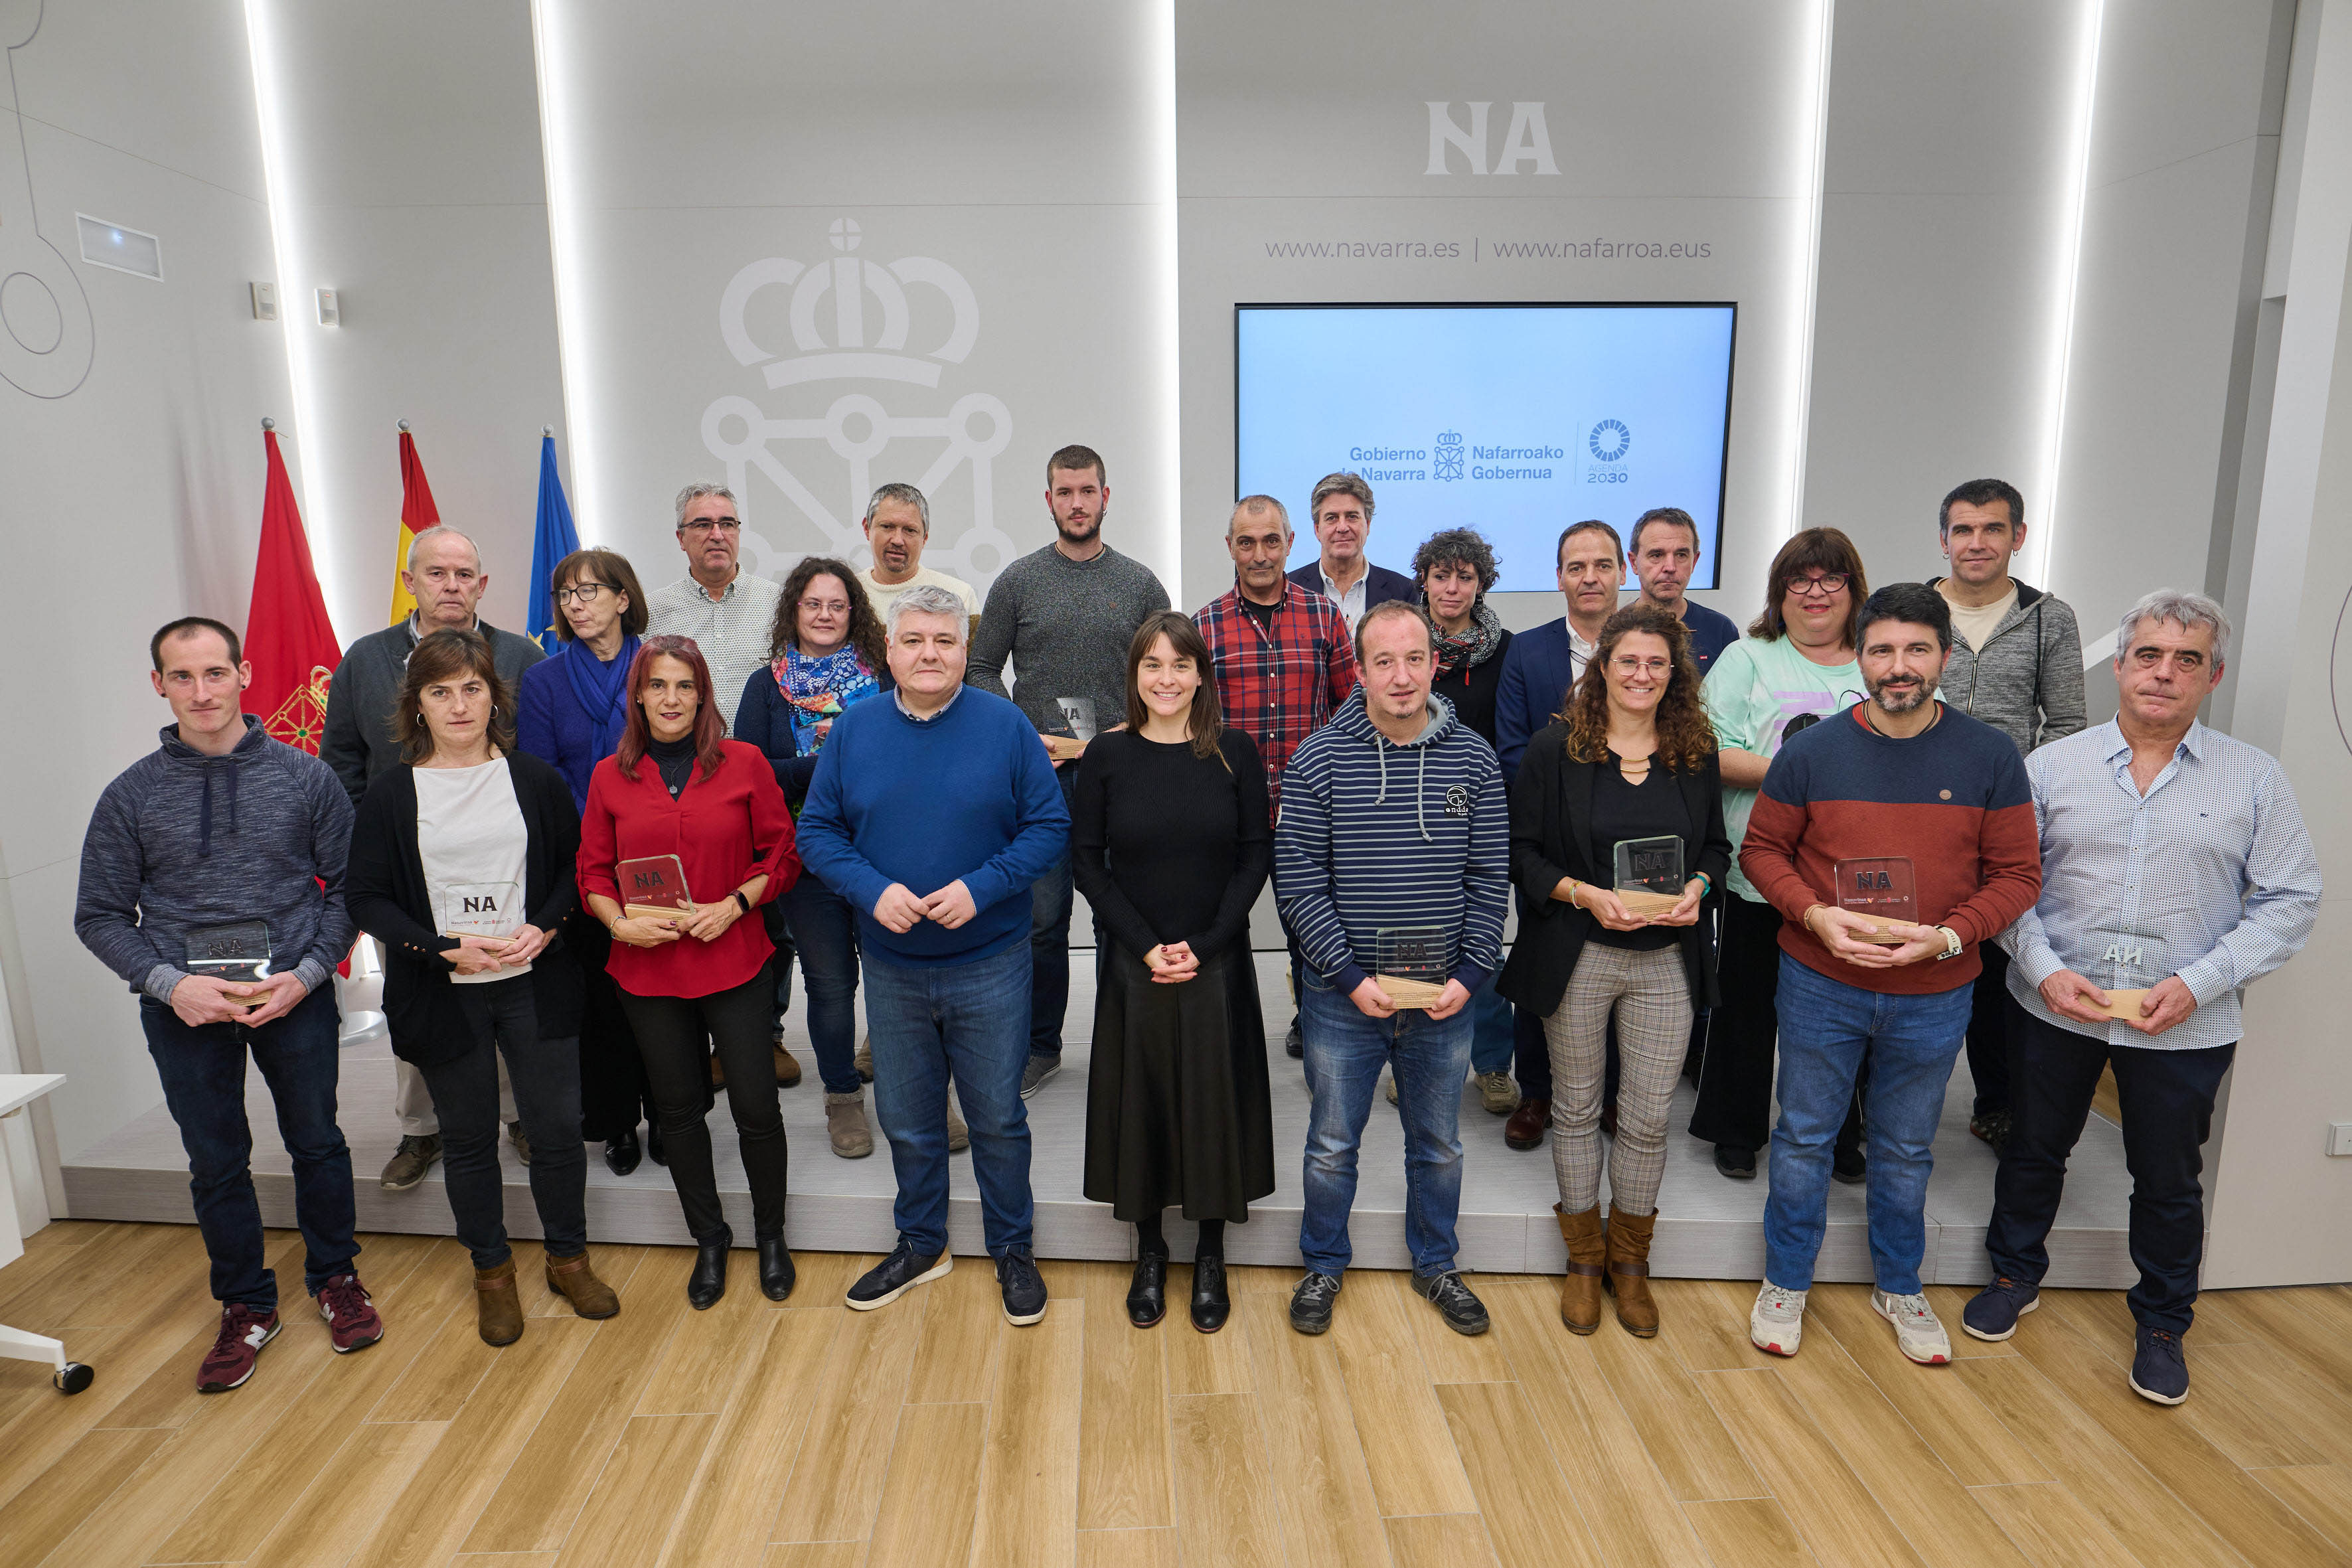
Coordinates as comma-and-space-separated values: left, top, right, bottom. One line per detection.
75, 214, 163, 280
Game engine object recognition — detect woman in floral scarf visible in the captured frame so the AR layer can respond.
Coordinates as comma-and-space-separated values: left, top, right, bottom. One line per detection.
734, 556, 890, 1157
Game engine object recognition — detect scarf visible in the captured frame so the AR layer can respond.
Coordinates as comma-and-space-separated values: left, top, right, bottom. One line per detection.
562, 632, 639, 761
1433, 600, 1504, 679
773, 644, 880, 756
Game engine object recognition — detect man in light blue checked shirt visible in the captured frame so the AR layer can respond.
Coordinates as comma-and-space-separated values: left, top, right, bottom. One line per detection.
1966, 590, 2321, 1407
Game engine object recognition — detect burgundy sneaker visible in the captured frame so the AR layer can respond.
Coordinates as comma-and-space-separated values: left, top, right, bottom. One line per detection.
315, 1273, 384, 1354
197, 1302, 281, 1391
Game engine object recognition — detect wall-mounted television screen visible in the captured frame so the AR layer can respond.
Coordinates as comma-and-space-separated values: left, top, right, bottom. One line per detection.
1235, 303, 1737, 593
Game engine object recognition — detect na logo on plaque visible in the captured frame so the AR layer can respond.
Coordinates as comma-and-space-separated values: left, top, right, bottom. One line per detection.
702, 217, 1017, 587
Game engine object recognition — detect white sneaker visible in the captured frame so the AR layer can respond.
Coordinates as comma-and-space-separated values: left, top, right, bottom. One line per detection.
1872, 1289, 1952, 1365
1751, 1281, 1808, 1357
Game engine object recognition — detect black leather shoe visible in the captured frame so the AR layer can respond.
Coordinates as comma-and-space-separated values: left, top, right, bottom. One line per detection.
1127, 1249, 1168, 1328
1190, 1253, 1231, 1334
688, 1228, 730, 1310
1285, 1018, 1303, 1058
1713, 1143, 1757, 1180
757, 1231, 795, 1301
602, 1129, 641, 1177
1832, 1144, 1867, 1185
647, 1123, 667, 1166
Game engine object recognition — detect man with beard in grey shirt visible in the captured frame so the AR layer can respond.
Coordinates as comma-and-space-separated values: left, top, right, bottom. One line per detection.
967, 444, 1170, 1097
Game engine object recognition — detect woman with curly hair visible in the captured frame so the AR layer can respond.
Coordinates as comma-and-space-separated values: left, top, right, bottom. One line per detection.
1496, 601, 1730, 1338
734, 556, 893, 1158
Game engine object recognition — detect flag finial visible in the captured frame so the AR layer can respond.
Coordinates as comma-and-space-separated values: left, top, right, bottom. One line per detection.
262, 416, 275, 430
398, 419, 411, 432
543, 425, 554, 437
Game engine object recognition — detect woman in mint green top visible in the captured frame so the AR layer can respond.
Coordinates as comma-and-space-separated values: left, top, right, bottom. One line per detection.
1687, 529, 1871, 1179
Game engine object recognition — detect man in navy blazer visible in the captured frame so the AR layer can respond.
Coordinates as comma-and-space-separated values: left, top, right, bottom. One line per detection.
1286, 472, 1419, 631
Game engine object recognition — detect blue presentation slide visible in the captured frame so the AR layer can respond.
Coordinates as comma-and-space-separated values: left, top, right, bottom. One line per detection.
1235, 304, 1736, 592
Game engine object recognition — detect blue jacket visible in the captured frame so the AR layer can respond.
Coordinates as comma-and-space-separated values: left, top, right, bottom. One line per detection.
1680, 599, 1741, 674
1494, 617, 1585, 785
516, 639, 635, 813
734, 661, 892, 810
1287, 560, 1420, 616
795, 685, 1069, 967
1273, 688, 1508, 997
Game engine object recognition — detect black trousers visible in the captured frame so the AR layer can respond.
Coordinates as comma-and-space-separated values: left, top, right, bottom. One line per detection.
1963, 943, 2015, 1118
1687, 894, 1861, 1157
574, 921, 655, 1144
417, 977, 588, 1269
619, 965, 788, 1242
1986, 1000, 2235, 1335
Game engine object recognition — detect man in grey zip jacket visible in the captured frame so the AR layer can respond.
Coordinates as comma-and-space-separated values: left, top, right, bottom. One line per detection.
75, 617, 379, 1390
1274, 601, 1508, 1342
1932, 478, 2087, 1151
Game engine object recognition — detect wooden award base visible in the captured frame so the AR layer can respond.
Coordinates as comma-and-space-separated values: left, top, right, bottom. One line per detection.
2096, 988, 2152, 1021
625, 903, 692, 923
1614, 888, 1683, 917
1375, 975, 1447, 1010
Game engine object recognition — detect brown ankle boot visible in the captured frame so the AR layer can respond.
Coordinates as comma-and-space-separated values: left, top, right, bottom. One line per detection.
1605, 1206, 1659, 1337
475, 1257, 524, 1346
1554, 1204, 1607, 1334
544, 1249, 621, 1320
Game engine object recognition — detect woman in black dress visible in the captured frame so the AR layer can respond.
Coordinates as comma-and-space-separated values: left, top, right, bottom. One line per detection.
1076, 609, 1274, 1334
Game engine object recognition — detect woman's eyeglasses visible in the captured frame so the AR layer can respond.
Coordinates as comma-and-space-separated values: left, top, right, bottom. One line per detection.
553, 583, 611, 607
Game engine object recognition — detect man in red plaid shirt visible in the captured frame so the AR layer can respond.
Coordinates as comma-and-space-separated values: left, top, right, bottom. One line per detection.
1195, 496, 1361, 821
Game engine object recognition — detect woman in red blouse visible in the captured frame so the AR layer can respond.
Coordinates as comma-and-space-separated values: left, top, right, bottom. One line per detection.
579, 635, 799, 1308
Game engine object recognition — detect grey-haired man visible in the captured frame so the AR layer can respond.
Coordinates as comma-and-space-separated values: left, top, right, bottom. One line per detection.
856, 482, 980, 627
646, 482, 783, 736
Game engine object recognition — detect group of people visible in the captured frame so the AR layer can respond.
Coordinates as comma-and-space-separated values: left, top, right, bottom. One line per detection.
75, 445, 2320, 1411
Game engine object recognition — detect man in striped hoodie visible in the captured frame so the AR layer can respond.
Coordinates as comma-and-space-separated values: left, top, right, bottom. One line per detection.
1275, 601, 1509, 1340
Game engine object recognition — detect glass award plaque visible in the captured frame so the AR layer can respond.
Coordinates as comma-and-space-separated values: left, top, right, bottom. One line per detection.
1373, 925, 1450, 1009
2089, 929, 2168, 1022
185, 921, 271, 984
1833, 856, 1919, 945
435, 881, 523, 943
1612, 836, 1685, 917
617, 854, 694, 922
1051, 696, 1099, 743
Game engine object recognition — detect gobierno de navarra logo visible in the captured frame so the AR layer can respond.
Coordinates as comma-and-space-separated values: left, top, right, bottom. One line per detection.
1434, 431, 1465, 481
1589, 419, 1630, 463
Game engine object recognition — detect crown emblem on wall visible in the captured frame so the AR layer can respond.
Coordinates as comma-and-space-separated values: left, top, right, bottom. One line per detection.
718, 218, 981, 390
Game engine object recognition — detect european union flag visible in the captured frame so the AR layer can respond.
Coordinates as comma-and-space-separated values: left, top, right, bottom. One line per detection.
528, 430, 582, 652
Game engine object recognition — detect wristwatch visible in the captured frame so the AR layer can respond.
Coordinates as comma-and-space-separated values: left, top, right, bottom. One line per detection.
1932, 925, 1964, 961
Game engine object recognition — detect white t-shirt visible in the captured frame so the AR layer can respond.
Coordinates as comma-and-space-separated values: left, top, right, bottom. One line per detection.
1939, 580, 2018, 653
416, 757, 532, 985
858, 564, 980, 623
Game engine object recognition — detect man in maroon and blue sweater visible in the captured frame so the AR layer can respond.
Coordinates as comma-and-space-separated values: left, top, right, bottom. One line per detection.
1737, 583, 2041, 1368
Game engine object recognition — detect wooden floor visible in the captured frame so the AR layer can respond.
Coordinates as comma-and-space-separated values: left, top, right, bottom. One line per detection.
3, 1221, 2351, 1568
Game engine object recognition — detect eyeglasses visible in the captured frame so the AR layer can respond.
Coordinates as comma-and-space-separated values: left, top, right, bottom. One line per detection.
553, 583, 611, 606
797, 598, 850, 617
1790, 572, 1849, 596
680, 518, 741, 536
1609, 656, 1672, 676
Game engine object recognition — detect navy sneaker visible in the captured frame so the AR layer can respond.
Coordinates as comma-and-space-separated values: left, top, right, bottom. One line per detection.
1961, 1276, 2040, 1342
1289, 1272, 1342, 1335
845, 1239, 951, 1311
996, 1247, 1048, 1326
2130, 1324, 2189, 1405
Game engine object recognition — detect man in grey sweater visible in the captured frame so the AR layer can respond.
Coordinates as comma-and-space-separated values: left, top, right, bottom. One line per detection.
319, 523, 542, 1188
76, 617, 382, 1391
967, 443, 1170, 1095
1930, 477, 2087, 1151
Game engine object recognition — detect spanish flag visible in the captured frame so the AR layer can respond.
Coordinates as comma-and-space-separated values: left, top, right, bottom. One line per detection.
386, 427, 441, 625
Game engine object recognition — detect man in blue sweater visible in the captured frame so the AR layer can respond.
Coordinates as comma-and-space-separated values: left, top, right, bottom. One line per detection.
1275, 601, 1509, 1340
75, 618, 382, 1393
797, 584, 1070, 1327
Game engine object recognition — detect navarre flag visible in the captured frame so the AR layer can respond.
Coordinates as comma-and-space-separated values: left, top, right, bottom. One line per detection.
386, 427, 440, 625
245, 427, 341, 755
527, 430, 582, 651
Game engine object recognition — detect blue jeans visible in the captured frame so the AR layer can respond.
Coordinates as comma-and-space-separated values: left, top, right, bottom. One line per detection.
139, 984, 358, 1310
1763, 954, 1974, 1294
1298, 970, 1475, 1278
1470, 973, 1513, 1075
863, 941, 1034, 1257
781, 872, 864, 1094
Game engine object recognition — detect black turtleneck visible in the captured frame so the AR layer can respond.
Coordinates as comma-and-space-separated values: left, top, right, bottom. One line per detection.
647, 735, 698, 799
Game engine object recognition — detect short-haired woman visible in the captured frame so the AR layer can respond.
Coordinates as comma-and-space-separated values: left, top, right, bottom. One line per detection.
1075, 611, 1274, 1334
578, 635, 800, 1308
516, 546, 658, 1177
735, 556, 890, 1159
1413, 526, 1520, 1119
349, 629, 618, 1345
1499, 603, 1730, 1338
1687, 528, 1870, 1184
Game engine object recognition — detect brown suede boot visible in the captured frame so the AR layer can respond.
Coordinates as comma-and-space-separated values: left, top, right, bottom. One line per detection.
544, 1249, 621, 1320
1604, 1206, 1660, 1338
475, 1257, 524, 1346
1554, 1204, 1607, 1334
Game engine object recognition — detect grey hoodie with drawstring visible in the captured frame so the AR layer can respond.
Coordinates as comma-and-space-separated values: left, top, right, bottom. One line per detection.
76, 715, 356, 1003
1273, 687, 1509, 998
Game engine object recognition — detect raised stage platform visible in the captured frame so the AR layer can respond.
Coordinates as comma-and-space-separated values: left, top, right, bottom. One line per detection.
61, 951, 2139, 1287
